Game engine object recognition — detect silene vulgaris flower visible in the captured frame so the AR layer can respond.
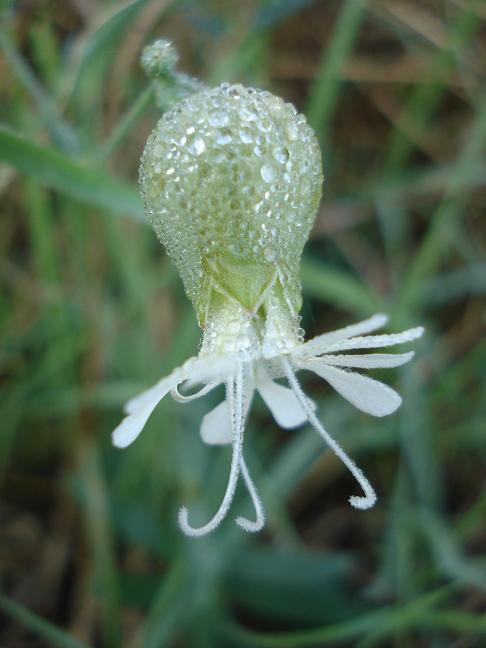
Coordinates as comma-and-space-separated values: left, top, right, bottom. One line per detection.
112, 77, 423, 537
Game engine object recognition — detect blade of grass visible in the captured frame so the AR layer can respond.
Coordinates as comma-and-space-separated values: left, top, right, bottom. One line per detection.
223, 585, 454, 647
417, 508, 486, 593
375, 1, 480, 174
0, 591, 93, 648
399, 89, 486, 310
0, 125, 143, 220
305, 0, 367, 143
77, 439, 121, 648
138, 557, 190, 648
66, 0, 150, 123
0, 29, 79, 152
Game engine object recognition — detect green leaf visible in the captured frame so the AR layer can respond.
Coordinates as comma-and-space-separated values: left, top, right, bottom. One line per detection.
225, 547, 362, 626
0, 125, 143, 219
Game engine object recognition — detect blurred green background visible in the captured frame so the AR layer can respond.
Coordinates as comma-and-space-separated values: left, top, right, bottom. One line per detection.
1, 0, 485, 646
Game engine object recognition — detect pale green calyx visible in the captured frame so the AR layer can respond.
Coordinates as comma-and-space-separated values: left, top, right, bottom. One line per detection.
139, 82, 323, 329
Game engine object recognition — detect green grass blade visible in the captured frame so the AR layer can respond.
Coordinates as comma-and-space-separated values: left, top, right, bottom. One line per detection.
0, 592, 93, 648
376, 2, 481, 175
0, 29, 79, 152
399, 89, 486, 309
223, 585, 455, 647
77, 440, 121, 648
0, 125, 143, 219
67, 0, 149, 107
305, 0, 367, 142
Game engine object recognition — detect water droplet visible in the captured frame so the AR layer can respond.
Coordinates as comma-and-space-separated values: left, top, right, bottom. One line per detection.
286, 123, 299, 141
261, 164, 277, 183
228, 85, 242, 98
209, 110, 229, 127
216, 128, 232, 145
189, 137, 206, 155
239, 128, 253, 144
264, 248, 276, 262
239, 107, 257, 122
273, 146, 289, 164
257, 117, 272, 133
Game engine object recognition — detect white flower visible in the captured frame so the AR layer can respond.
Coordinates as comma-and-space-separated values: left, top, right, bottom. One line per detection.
113, 312, 423, 537
113, 73, 424, 537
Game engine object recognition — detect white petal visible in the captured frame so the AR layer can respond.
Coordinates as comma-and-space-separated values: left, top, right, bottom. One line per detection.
298, 313, 389, 357
171, 380, 218, 403
124, 375, 176, 415
258, 378, 312, 429
320, 326, 424, 355
124, 354, 233, 415
304, 361, 401, 417
114, 354, 234, 449
313, 351, 414, 369
113, 390, 170, 448
200, 400, 233, 445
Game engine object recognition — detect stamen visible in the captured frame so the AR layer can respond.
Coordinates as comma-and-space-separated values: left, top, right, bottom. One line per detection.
170, 380, 218, 403
282, 357, 377, 510
178, 362, 245, 537
236, 456, 266, 533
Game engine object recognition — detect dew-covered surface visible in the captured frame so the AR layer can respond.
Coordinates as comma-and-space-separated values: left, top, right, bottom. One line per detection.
140, 83, 322, 322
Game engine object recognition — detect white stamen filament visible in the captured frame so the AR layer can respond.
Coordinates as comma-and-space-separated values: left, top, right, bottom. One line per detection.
178, 362, 244, 536
282, 357, 377, 510
236, 456, 266, 532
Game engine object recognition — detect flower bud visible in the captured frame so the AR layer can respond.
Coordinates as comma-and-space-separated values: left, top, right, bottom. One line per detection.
140, 39, 179, 78
140, 83, 323, 325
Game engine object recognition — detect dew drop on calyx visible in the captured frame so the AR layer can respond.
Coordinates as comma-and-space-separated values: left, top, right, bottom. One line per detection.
261, 164, 277, 183
189, 137, 206, 155
273, 146, 289, 164
209, 110, 229, 127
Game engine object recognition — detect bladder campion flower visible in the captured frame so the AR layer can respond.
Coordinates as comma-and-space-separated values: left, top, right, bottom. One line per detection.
112, 79, 423, 537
